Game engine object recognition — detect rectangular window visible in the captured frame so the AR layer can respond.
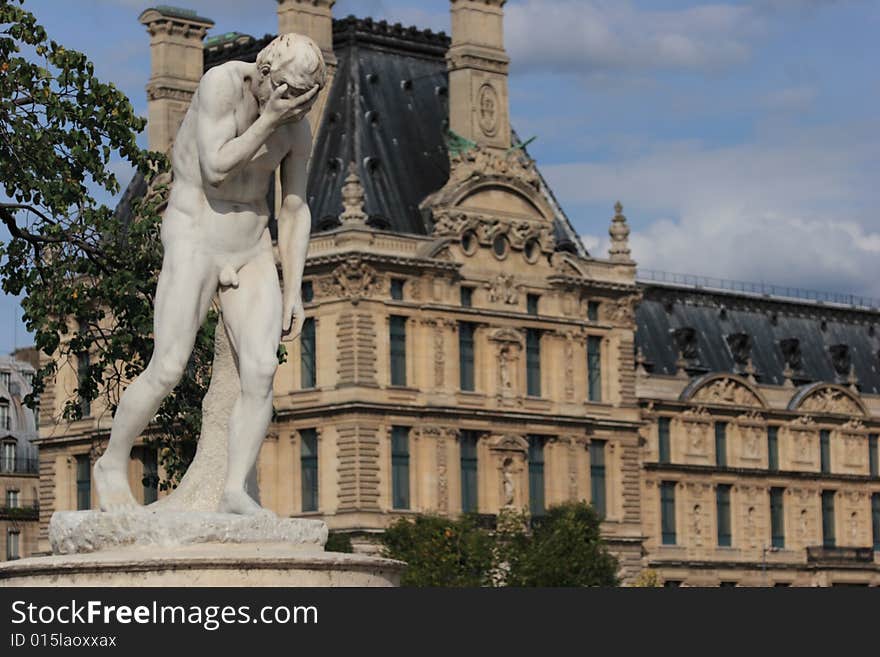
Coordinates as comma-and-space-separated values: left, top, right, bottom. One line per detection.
869, 434, 878, 478
526, 294, 539, 315
0, 403, 9, 432
661, 482, 677, 545
768, 426, 779, 472
460, 286, 473, 308
77, 352, 91, 417
0, 371, 9, 390
715, 422, 727, 467
75, 454, 91, 511
301, 280, 314, 303
770, 487, 785, 549
587, 301, 600, 322
391, 426, 410, 510
390, 278, 405, 301
5, 490, 19, 508
590, 440, 607, 519
389, 316, 407, 386
1, 442, 14, 472
716, 484, 732, 547
460, 431, 478, 513
872, 493, 879, 551
459, 322, 475, 392
6, 529, 19, 560
300, 428, 318, 513
300, 317, 316, 389
587, 336, 602, 402
526, 329, 541, 396
821, 490, 836, 548
141, 449, 158, 505
820, 430, 831, 474
528, 435, 545, 516
658, 417, 671, 464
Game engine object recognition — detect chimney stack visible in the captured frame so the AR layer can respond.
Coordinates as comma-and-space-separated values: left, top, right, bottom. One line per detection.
139, 6, 214, 154
447, 0, 511, 152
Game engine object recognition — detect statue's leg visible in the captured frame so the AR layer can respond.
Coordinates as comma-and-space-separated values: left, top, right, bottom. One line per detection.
94, 244, 216, 511
216, 247, 282, 515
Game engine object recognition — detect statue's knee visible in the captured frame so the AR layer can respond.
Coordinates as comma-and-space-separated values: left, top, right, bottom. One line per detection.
240, 352, 278, 395
150, 352, 188, 390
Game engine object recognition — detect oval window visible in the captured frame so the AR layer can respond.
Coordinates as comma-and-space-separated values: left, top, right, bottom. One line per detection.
461, 230, 478, 256
524, 239, 540, 263
492, 234, 509, 259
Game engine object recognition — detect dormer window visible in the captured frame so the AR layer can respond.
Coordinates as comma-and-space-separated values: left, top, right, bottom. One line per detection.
829, 344, 851, 377
726, 332, 752, 367
671, 327, 698, 361
779, 338, 802, 372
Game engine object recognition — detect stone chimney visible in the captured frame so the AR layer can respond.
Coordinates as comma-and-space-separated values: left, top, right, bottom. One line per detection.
447, 0, 511, 152
139, 6, 214, 154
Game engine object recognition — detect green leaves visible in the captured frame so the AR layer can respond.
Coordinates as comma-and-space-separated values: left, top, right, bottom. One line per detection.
0, 1, 207, 487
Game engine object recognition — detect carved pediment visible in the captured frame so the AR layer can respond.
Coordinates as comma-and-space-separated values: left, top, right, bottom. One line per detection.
488, 327, 524, 347
788, 383, 866, 417
489, 434, 528, 453
681, 374, 766, 408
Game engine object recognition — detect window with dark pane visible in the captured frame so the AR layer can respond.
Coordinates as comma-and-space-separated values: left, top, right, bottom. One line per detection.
770, 487, 785, 549
389, 316, 407, 386
715, 422, 727, 467
76, 454, 91, 510
768, 426, 779, 472
590, 439, 607, 519
141, 449, 159, 505
526, 328, 541, 396
661, 482, 677, 545
526, 294, 539, 316
301, 280, 314, 303
658, 417, 671, 464
872, 493, 880, 551
301, 317, 316, 389
460, 286, 473, 308
460, 431, 478, 513
459, 321, 475, 392
391, 426, 410, 510
820, 429, 831, 474
822, 490, 836, 548
869, 434, 878, 478
716, 484, 732, 547
300, 428, 318, 512
587, 301, 600, 322
390, 278, 405, 301
587, 336, 602, 402
528, 435, 545, 516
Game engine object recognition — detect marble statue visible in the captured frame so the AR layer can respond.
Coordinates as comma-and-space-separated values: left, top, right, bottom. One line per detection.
94, 33, 326, 515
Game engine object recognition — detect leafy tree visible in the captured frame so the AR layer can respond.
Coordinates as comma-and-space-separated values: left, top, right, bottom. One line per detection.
381, 514, 496, 587
504, 502, 619, 587
324, 531, 354, 554
0, 0, 209, 485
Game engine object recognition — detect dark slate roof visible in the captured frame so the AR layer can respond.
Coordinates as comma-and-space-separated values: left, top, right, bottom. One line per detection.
635, 283, 880, 395
202, 16, 585, 251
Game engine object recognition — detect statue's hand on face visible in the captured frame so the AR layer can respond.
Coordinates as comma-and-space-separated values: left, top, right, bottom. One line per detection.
263, 83, 319, 126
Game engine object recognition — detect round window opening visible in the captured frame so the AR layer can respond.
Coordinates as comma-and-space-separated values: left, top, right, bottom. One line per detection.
524, 239, 540, 263
461, 230, 478, 256
492, 234, 509, 259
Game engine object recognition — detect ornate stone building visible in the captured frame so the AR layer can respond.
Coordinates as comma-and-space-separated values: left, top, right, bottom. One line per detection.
0, 351, 39, 562
32, 2, 879, 585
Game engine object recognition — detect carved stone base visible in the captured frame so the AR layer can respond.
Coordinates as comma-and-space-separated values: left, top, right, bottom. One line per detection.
0, 545, 404, 587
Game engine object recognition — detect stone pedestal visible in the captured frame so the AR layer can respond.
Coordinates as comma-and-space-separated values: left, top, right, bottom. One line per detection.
0, 511, 404, 587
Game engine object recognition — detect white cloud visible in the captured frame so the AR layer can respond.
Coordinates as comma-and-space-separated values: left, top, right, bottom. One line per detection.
550, 121, 880, 298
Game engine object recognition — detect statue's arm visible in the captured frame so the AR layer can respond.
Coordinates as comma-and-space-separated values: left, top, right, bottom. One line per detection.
196, 67, 317, 187
278, 119, 313, 339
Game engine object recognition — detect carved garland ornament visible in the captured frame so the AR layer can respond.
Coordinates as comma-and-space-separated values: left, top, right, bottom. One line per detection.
432, 210, 554, 253
315, 258, 388, 300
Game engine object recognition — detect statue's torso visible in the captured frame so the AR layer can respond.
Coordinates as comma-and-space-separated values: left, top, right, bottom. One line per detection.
163, 62, 295, 256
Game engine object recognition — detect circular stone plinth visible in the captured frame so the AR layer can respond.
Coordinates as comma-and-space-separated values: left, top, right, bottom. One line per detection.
0, 545, 405, 587
50, 510, 328, 555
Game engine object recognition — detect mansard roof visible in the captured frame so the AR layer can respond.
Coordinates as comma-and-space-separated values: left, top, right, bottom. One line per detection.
635, 282, 880, 395
199, 16, 585, 253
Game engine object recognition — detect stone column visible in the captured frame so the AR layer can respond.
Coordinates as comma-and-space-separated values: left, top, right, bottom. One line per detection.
138, 7, 214, 154
447, 0, 511, 152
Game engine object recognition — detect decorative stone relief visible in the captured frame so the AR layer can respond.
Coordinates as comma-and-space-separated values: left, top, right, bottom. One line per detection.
564, 333, 575, 401
317, 258, 388, 301
797, 385, 863, 416
414, 426, 458, 514
691, 377, 763, 408
839, 419, 866, 468
567, 437, 579, 500
787, 416, 816, 465
736, 411, 765, 462
432, 210, 554, 253
681, 407, 711, 457
484, 273, 522, 304
603, 293, 641, 326
478, 83, 499, 137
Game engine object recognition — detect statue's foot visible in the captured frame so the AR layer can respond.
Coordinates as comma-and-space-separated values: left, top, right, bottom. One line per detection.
94, 455, 138, 512
218, 489, 274, 517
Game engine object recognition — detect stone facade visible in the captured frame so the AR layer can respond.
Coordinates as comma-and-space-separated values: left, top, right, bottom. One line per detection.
29, 2, 880, 586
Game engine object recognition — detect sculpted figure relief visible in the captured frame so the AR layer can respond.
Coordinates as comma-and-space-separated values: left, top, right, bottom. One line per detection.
94, 34, 326, 515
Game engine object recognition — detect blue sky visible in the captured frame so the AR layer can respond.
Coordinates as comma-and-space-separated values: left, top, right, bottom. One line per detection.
1, 0, 878, 353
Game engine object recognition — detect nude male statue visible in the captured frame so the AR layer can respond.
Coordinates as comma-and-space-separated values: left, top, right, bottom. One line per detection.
93, 33, 325, 515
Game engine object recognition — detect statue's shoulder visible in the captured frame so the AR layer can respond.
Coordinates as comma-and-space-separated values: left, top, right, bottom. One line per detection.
199, 62, 246, 96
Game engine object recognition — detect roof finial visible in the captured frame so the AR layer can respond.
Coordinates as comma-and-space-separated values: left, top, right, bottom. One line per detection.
608, 201, 632, 263
340, 161, 367, 225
